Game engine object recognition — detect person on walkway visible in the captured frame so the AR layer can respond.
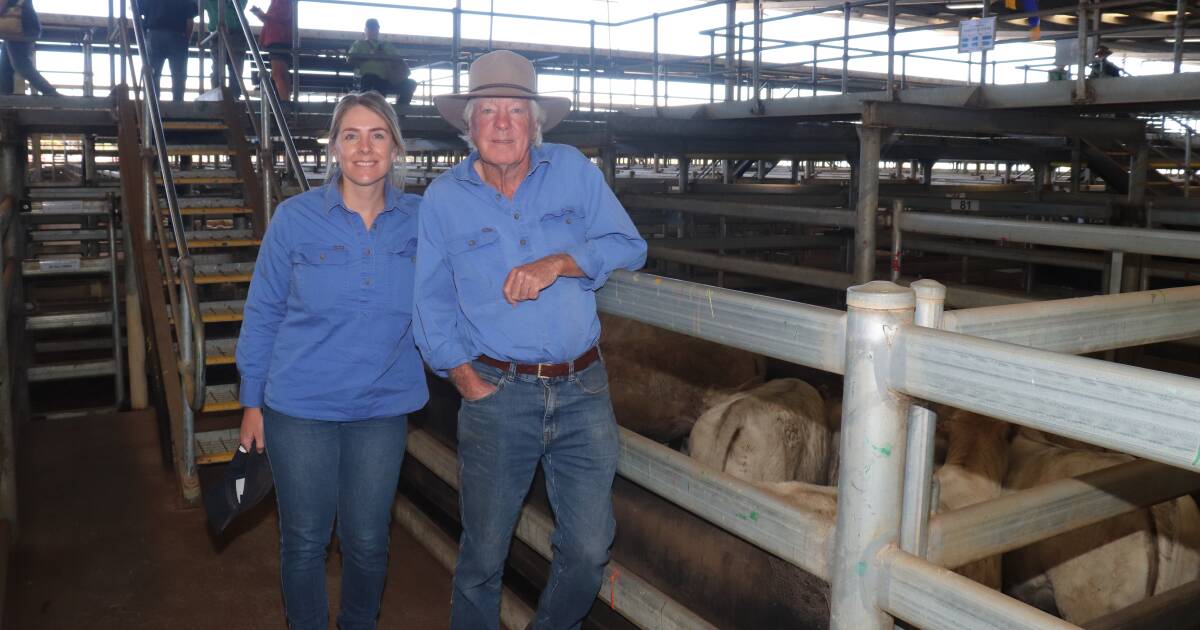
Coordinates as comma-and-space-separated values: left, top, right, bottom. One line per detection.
204, 0, 247, 96
250, 0, 291, 101
139, 0, 197, 102
414, 50, 647, 630
348, 18, 416, 105
1089, 45, 1122, 79
237, 91, 427, 630
0, 0, 59, 96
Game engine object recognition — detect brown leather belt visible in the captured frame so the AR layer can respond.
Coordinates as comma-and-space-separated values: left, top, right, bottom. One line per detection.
478, 346, 601, 379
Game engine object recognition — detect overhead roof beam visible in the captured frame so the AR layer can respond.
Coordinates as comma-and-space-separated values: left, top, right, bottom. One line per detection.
860, 101, 1147, 142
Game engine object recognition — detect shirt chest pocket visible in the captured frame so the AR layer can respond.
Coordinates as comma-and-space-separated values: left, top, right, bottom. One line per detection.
291, 245, 351, 312
539, 207, 587, 247
382, 237, 418, 314
446, 228, 503, 299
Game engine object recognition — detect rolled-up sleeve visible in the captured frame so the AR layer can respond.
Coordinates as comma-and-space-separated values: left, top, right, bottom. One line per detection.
565, 158, 647, 290
236, 209, 293, 407
413, 192, 473, 377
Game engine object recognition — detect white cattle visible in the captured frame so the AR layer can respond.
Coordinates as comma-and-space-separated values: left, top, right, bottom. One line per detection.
689, 378, 833, 485
930, 408, 1014, 590
1003, 433, 1200, 624
600, 313, 766, 443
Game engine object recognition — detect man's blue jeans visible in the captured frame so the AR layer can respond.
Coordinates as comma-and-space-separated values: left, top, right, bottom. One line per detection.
264, 406, 408, 630
451, 358, 620, 630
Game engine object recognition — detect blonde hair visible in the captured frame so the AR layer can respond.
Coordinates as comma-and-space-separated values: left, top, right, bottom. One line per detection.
460, 98, 545, 152
325, 91, 407, 190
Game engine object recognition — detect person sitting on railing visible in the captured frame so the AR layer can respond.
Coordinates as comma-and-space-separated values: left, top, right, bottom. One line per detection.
250, 0, 290, 102
139, 0, 198, 102
0, 0, 59, 96
203, 0, 247, 97
347, 18, 416, 106
1088, 45, 1122, 79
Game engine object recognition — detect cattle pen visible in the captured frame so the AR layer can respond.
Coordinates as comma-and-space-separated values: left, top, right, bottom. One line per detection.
399, 267, 1200, 630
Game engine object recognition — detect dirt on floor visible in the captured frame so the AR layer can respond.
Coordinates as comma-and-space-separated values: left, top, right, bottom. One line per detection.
6, 409, 453, 630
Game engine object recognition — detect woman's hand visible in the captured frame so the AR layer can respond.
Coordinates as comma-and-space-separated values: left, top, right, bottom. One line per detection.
240, 407, 265, 452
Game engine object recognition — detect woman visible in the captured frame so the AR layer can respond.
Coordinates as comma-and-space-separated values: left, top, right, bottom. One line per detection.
250, 0, 292, 100
236, 91, 426, 630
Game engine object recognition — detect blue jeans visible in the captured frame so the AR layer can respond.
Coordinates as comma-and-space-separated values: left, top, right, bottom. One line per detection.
264, 406, 408, 630
147, 28, 188, 102
451, 358, 620, 630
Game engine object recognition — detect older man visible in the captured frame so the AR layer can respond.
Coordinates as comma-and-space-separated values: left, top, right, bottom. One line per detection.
414, 50, 646, 630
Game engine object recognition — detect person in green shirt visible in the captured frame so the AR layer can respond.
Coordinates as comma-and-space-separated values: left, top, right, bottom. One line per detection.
347, 18, 416, 105
204, 0, 248, 97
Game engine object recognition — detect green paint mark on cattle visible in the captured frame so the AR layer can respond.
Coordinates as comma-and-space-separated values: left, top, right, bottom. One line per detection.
871, 442, 893, 457
855, 561, 867, 576
736, 510, 759, 522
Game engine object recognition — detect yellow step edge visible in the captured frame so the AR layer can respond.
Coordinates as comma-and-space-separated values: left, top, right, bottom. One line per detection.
195, 450, 236, 465
205, 355, 237, 366
172, 239, 262, 248
202, 313, 245, 323
166, 147, 236, 156
180, 207, 253, 215
201, 400, 243, 413
194, 273, 254, 284
159, 176, 241, 184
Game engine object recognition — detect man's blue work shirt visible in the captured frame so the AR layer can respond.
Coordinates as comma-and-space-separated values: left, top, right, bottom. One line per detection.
414, 143, 647, 374
236, 182, 430, 420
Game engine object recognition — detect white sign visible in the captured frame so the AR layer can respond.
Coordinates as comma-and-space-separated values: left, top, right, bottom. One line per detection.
950, 199, 981, 212
958, 17, 996, 54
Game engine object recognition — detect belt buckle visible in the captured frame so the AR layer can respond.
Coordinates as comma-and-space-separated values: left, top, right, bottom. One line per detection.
536, 362, 547, 379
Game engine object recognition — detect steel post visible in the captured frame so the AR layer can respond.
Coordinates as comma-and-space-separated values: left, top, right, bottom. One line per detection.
790, 158, 799, 184
854, 125, 883, 284
980, 1, 989, 85
83, 30, 95, 97
107, 204, 124, 407
1075, 0, 1089, 101
1070, 139, 1082, 194
725, 0, 736, 102
290, 0, 299, 103
886, 0, 896, 94
752, 0, 762, 111
122, 217, 148, 409
841, 3, 850, 94
1173, 0, 1187, 73
889, 199, 902, 282
677, 156, 690, 194
830, 281, 914, 630
261, 96, 273, 219
590, 21, 596, 115
1128, 141, 1148, 211
1186, 128, 1193, 198
898, 280, 945, 558
451, 0, 462, 93
653, 14, 660, 110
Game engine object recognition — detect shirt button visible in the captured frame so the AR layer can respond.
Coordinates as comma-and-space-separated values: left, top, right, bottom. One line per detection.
468, 239, 476, 246
363, 248, 371, 256
363, 279, 371, 286
513, 212, 520, 220
495, 194, 501, 201
520, 239, 527, 246
566, 218, 572, 224
319, 254, 326, 261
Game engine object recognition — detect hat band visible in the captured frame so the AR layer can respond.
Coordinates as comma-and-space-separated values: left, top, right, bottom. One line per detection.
467, 82, 538, 96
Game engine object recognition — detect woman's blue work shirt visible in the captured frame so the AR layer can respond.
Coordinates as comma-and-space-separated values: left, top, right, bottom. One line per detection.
235, 182, 429, 420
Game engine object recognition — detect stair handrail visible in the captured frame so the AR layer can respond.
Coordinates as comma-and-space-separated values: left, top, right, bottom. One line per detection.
127, 0, 207, 412
230, 7, 310, 195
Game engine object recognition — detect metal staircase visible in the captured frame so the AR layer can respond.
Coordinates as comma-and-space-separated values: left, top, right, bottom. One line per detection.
20, 188, 124, 417
116, 1, 308, 502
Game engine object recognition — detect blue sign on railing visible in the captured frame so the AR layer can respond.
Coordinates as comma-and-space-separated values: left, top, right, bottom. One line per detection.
958, 17, 997, 54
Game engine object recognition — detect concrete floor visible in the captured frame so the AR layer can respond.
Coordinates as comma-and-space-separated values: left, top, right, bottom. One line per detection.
6, 409, 453, 630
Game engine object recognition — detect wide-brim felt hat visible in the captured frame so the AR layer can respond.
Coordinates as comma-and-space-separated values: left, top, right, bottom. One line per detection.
433, 50, 572, 133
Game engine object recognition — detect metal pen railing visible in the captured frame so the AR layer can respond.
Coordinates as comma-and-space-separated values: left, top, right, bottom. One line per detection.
126, 0, 206, 413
